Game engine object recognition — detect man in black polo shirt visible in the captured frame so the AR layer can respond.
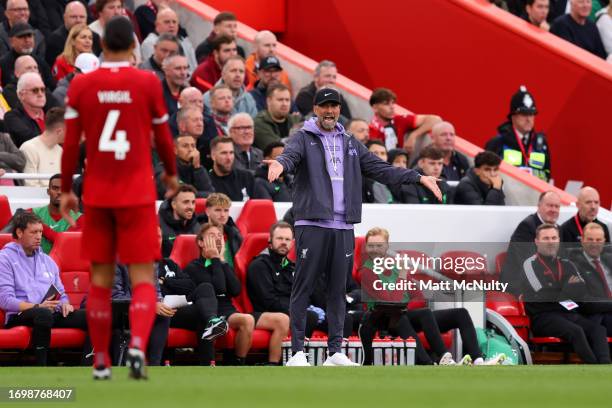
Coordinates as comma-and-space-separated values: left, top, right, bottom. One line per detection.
561, 186, 611, 244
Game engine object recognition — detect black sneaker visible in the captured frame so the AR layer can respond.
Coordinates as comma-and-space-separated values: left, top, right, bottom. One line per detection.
92, 366, 111, 380
201, 317, 229, 341
126, 348, 147, 380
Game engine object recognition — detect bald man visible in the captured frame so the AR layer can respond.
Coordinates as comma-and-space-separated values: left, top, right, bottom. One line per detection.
140, 7, 197, 73
427, 121, 470, 181
2, 55, 59, 112
500, 190, 562, 293
46, 1, 101, 66
561, 187, 611, 243
245, 30, 292, 92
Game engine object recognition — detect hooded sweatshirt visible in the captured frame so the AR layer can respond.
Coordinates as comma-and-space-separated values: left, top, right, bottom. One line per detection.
295, 118, 352, 230
0, 242, 69, 323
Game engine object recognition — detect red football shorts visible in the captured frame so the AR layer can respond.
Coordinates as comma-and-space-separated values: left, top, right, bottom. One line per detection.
82, 204, 160, 264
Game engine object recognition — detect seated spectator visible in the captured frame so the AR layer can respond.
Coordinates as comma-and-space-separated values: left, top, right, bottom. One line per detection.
198, 192, 243, 267
485, 86, 551, 181
2, 55, 60, 112
204, 56, 257, 118
570, 223, 612, 303
159, 184, 201, 257
253, 141, 292, 202
31, 174, 82, 253
229, 112, 262, 172
522, 0, 551, 30
551, 0, 607, 58
90, 0, 141, 64
523, 223, 610, 364
254, 84, 299, 149
295, 60, 352, 120
500, 191, 562, 293
185, 223, 288, 365
20, 107, 64, 187
362, 140, 394, 204
134, 0, 171, 39
596, 5, 612, 56
0, 212, 88, 366
0, 131, 25, 177
190, 35, 237, 93
454, 151, 505, 205
53, 53, 99, 106
161, 53, 189, 118
208, 136, 254, 201
368, 87, 442, 155
392, 145, 452, 204
428, 121, 471, 181
169, 86, 203, 135
140, 7, 196, 73
46, 1, 100, 67
359, 227, 492, 365
245, 30, 292, 92
194, 11, 245, 63
249, 56, 285, 111
561, 186, 610, 243
388, 148, 408, 168
347, 118, 369, 144
0, 22, 55, 90
207, 84, 234, 136
138, 32, 178, 80
0, 1, 46, 61
4, 72, 46, 148
52, 24, 94, 82
156, 131, 213, 199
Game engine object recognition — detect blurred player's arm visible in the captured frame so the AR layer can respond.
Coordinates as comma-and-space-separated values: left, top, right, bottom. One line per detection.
59, 92, 83, 225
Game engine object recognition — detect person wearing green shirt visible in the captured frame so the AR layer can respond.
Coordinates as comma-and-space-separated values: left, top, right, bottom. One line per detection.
32, 174, 81, 253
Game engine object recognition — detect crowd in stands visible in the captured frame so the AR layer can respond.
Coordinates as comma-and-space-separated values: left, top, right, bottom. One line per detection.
0, 0, 610, 367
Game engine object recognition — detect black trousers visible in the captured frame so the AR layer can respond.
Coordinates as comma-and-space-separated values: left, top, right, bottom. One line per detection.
291, 226, 354, 354
110, 315, 170, 366
6, 308, 88, 366
169, 282, 218, 365
432, 308, 482, 360
359, 307, 449, 365
531, 311, 611, 364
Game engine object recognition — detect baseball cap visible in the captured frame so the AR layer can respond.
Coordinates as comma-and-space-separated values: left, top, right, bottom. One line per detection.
313, 88, 341, 106
509, 85, 537, 116
9, 23, 34, 38
74, 53, 100, 74
258, 56, 282, 71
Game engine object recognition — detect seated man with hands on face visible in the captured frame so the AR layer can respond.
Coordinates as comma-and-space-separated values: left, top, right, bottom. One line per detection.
454, 151, 505, 205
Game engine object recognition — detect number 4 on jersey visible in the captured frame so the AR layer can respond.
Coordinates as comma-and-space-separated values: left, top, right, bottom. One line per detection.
99, 110, 131, 160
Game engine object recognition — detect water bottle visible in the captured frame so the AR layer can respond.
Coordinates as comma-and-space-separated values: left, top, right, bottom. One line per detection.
373, 338, 383, 365
392, 338, 405, 365
381, 338, 393, 366
405, 336, 416, 366
348, 336, 362, 365
281, 339, 292, 366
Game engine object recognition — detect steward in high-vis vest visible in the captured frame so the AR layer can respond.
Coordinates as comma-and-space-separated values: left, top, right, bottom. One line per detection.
485, 86, 551, 182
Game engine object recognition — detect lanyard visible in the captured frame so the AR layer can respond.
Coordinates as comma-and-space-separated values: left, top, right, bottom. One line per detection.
323, 134, 339, 174
513, 127, 533, 165
574, 214, 584, 238
537, 254, 563, 282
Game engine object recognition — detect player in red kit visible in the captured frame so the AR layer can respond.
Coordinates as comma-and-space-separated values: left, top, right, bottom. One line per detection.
59, 17, 178, 380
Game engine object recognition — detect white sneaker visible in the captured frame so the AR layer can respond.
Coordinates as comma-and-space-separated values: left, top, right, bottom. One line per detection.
323, 352, 360, 366
438, 352, 456, 365
286, 351, 311, 367
478, 353, 507, 365
459, 354, 473, 366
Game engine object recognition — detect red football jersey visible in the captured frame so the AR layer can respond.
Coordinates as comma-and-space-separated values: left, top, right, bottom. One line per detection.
61, 62, 176, 208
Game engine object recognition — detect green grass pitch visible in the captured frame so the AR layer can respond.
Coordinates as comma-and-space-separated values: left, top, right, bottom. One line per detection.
1, 366, 611, 408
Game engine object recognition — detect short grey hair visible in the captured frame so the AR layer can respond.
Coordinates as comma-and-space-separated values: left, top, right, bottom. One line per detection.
156, 32, 180, 47
221, 56, 245, 75
176, 106, 201, 125
228, 112, 253, 130
17, 72, 42, 94
314, 60, 336, 77
162, 53, 186, 69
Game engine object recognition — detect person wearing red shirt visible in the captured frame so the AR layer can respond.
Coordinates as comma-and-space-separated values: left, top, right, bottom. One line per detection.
368, 87, 441, 156
190, 35, 237, 93
59, 17, 178, 381
52, 24, 93, 82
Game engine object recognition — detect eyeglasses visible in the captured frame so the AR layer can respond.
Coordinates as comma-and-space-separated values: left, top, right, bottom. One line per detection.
231, 126, 253, 132
26, 87, 46, 95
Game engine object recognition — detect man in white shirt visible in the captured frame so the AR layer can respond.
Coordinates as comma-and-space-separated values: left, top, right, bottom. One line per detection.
19, 107, 64, 187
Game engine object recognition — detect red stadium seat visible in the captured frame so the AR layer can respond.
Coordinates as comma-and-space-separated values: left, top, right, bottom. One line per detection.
235, 199, 277, 237
494, 252, 507, 279
195, 198, 207, 214
486, 291, 530, 340
0, 233, 13, 249
234, 233, 270, 312
0, 310, 31, 350
351, 236, 366, 283
50, 232, 90, 309
0, 195, 12, 230
169, 234, 199, 269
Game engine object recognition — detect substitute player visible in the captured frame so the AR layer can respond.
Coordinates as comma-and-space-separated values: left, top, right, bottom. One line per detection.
60, 17, 178, 380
